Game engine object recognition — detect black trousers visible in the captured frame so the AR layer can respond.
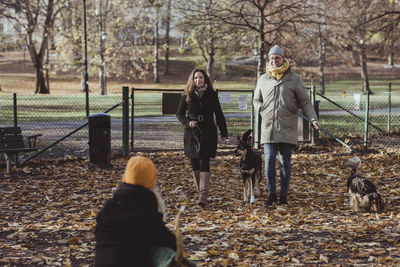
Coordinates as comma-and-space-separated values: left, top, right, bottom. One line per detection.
191, 157, 210, 172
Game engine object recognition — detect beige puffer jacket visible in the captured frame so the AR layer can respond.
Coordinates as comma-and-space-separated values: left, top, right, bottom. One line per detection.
253, 69, 318, 145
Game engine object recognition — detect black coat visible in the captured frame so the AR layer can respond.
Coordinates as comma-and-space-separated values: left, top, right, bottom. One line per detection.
95, 183, 176, 267
176, 89, 228, 159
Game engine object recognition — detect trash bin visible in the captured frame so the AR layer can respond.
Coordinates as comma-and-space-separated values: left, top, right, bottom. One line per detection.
88, 113, 111, 164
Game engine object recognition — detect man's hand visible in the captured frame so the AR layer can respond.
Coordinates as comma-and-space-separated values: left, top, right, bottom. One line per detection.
312, 121, 321, 130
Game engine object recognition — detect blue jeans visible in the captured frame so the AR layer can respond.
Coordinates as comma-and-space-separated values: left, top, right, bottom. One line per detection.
263, 143, 293, 196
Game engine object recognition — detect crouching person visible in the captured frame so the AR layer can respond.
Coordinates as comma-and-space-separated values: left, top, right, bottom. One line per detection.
95, 156, 177, 267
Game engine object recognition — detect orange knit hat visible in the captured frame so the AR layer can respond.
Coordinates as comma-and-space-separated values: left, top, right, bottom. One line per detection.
122, 156, 157, 189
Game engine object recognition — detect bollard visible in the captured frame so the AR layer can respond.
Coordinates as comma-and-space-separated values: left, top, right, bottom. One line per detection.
88, 113, 111, 165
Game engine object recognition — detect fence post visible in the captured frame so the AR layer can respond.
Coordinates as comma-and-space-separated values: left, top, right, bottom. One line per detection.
251, 91, 254, 146
310, 85, 316, 145
131, 87, 135, 151
363, 90, 370, 153
122, 86, 129, 157
388, 83, 392, 133
13, 93, 18, 164
13, 93, 17, 126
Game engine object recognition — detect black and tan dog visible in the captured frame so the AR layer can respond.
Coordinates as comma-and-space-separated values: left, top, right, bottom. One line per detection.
235, 130, 262, 204
345, 156, 384, 213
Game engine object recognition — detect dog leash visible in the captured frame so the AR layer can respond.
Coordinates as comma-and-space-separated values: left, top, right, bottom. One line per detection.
298, 113, 358, 154
194, 125, 232, 164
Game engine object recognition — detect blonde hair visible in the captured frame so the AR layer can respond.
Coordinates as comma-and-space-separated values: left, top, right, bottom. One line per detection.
184, 68, 215, 102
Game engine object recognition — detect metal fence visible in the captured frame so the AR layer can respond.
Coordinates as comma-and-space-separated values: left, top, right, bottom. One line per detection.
315, 83, 400, 153
0, 83, 399, 166
130, 88, 255, 151
0, 93, 125, 160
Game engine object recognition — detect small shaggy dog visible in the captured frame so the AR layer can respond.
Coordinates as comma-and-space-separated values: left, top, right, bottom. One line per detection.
235, 130, 262, 204
345, 156, 384, 213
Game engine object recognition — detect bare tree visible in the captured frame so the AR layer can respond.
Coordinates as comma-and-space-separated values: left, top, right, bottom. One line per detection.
214, 0, 311, 77
301, 0, 340, 95
333, 0, 387, 94
365, 1, 400, 66
2, 0, 64, 94
97, 0, 110, 95
57, 1, 86, 91
177, 0, 249, 79
153, 3, 161, 83
183, 0, 220, 78
163, 0, 172, 75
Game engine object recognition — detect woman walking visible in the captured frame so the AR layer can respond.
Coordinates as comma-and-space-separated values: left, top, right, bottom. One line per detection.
176, 68, 228, 208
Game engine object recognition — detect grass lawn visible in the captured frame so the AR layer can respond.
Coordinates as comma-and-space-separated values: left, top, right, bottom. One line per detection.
1, 49, 399, 135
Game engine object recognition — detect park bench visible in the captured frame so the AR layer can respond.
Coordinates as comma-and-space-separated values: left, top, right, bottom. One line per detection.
0, 127, 42, 174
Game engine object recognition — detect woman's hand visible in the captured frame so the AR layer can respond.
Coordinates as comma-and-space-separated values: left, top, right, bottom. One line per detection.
189, 121, 198, 128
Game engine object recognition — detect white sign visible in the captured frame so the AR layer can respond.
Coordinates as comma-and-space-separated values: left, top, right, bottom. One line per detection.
219, 92, 232, 103
238, 95, 247, 110
353, 93, 361, 110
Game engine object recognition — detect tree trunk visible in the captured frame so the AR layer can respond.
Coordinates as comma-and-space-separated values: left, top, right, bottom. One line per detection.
45, 48, 50, 93
35, 64, 50, 94
98, 0, 107, 95
100, 38, 107, 95
207, 51, 214, 80
81, 71, 85, 92
318, 26, 326, 95
388, 51, 394, 66
388, 43, 394, 66
360, 43, 370, 94
257, 38, 265, 78
359, 13, 370, 94
27, 0, 54, 94
257, 12, 266, 78
163, 0, 172, 75
30, 42, 49, 94
153, 7, 160, 83
180, 30, 185, 50
352, 50, 360, 66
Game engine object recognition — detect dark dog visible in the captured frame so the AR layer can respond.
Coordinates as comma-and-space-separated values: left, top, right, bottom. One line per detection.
345, 156, 384, 213
235, 129, 262, 204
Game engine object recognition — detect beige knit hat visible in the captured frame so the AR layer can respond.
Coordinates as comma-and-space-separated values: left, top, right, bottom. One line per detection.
122, 156, 157, 189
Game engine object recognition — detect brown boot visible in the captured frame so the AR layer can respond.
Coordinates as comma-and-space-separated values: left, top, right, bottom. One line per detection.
199, 172, 210, 208
192, 171, 200, 191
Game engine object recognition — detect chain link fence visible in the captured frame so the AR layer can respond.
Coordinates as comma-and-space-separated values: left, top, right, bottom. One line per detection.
0, 94, 124, 160
315, 82, 400, 152
130, 88, 254, 151
0, 83, 399, 166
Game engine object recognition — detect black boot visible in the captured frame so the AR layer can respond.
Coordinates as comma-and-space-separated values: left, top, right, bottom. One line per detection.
264, 193, 277, 206
198, 201, 206, 209
279, 195, 288, 205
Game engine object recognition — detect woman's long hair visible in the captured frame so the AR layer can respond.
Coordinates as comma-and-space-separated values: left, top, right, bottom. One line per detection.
184, 68, 215, 102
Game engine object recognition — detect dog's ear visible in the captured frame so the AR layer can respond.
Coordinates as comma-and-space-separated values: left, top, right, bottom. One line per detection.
247, 136, 252, 147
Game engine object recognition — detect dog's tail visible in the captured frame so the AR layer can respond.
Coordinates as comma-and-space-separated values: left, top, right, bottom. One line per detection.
362, 192, 384, 213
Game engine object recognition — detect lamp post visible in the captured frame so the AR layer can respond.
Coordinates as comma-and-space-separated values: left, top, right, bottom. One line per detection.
83, 0, 89, 117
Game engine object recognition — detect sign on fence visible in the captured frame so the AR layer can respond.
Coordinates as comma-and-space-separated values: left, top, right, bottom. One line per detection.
162, 93, 181, 114
354, 93, 361, 110
238, 95, 247, 110
219, 92, 232, 103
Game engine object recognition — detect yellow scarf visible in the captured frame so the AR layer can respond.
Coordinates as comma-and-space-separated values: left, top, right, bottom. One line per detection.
267, 59, 289, 80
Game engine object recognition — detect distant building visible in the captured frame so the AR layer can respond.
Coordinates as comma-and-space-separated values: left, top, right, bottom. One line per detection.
0, 17, 24, 43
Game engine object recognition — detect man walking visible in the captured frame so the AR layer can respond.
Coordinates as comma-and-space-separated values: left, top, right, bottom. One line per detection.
253, 45, 321, 206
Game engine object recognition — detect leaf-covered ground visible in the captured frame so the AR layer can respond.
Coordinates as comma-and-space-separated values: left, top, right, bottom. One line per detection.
1, 146, 400, 266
